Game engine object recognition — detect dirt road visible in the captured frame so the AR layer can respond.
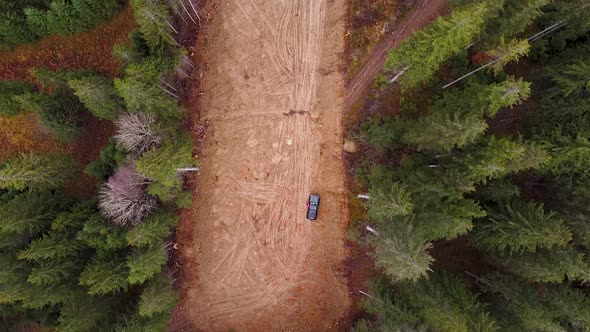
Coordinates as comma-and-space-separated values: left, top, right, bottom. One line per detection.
171, 0, 350, 331
344, 0, 447, 111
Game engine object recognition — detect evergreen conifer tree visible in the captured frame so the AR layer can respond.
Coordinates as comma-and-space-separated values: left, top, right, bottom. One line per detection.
0, 153, 74, 191
471, 199, 572, 255
69, 75, 123, 120
127, 243, 168, 285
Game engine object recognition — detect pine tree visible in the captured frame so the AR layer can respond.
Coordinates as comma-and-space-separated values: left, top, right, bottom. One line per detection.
408, 271, 498, 332
114, 57, 180, 119
76, 214, 128, 252
448, 137, 548, 186
0, 80, 36, 117
360, 115, 403, 152
413, 196, 485, 241
384, 2, 489, 88
58, 293, 114, 332
362, 278, 421, 330
368, 182, 414, 222
18, 233, 78, 261
27, 258, 79, 285
138, 273, 177, 318
397, 77, 531, 152
546, 59, 590, 98
499, 247, 590, 283
136, 137, 195, 202
481, 273, 590, 330
402, 112, 488, 152
0, 153, 74, 191
68, 75, 123, 120
369, 218, 433, 283
0, 192, 65, 235
79, 256, 129, 295
127, 243, 168, 285
471, 199, 572, 255
127, 211, 178, 247
129, 0, 177, 52
542, 131, 590, 179
485, 38, 530, 73
0, 11, 36, 46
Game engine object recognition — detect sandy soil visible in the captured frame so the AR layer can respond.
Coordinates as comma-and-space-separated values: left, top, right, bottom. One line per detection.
344, 0, 447, 111
171, 0, 350, 331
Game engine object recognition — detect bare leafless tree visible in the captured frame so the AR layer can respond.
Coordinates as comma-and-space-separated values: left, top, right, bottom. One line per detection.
114, 113, 162, 156
98, 164, 157, 227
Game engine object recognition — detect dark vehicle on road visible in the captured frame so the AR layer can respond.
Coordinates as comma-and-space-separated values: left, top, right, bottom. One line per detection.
306, 194, 320, 221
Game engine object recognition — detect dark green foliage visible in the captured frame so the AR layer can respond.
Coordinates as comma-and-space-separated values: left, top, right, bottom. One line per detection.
447, 137, 548, 187
27, 258, 79, 285
85, 139, 126, 181
0, 81, 36, 117
114, 56, 181, 120
136, 136, 195, 203
58, 294, 115, 332
482, 273, 590, 331
498, 247, 590, 283
368, 218, 433, 283
127, 243, 168, 285
0, 11, 36, 48
18, 232, 78, 261
384, 2, 489, 88
79, 256, 129, 295
127, 210, 178, 247
360, 116, 402, 152
16, 91, 86, 141
138, 273, 177, 318
25, 0, 120, 37
471, 199, 571, 255
363, 272, 497, 332
129, 0, 176, 52
0, 153, 75, 191
76, 214, 128, 251
0, 192, 65, 235
69, 75, 123, 120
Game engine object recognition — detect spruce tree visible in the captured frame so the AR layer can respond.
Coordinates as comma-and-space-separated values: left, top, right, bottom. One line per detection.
129, 0, 177, 52
79, 256, 129, 295
471, 199, 572, 255
0, 80, 36, 117
0, 153, 74, 191
127, 211, 178, 247
0, 192, 65, 235
402, 112, 488, 152
27, 258, 79, 285
499, 247, 590, 283
18, 233, 78, 261
76, 214, 128, 252
369, 218, 433, 283
368, 182, 414, 222
136, 137, 195, 202
384, 2, 489, 88
138, 273, 177, 318
127, 243, 168, 285
69, 75, 123, 120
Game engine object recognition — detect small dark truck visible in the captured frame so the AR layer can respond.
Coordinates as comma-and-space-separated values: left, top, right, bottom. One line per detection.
306, 194, 320, 221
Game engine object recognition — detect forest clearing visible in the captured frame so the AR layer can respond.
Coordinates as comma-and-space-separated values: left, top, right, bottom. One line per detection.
170, 0, 351, 330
